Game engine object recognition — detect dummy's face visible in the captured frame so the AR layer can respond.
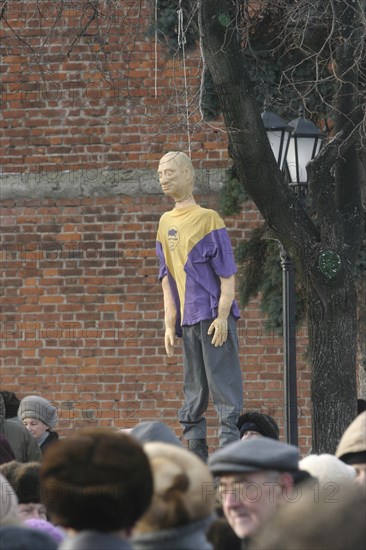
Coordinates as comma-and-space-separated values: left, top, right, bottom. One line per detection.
22, 418, 49, 440
218, 471, 282, 540
157, 155, 192, 201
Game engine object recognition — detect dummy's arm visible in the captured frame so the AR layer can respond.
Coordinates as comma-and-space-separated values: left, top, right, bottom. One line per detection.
162, 275, 177, 356
207, 274, 235, 347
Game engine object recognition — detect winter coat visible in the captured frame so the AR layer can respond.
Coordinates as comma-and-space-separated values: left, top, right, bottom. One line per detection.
40, 430, 59, 454
0, 395, 42, 463
132, 516, 214, 550
60, 530, 133, 550
0, 434, 16, 464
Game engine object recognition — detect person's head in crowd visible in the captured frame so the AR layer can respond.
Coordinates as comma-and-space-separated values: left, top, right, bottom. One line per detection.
236, 411, 280, 441
299, 453, 356, 488
133, 442, 216, 550
0, 473, 20, 527
130, 420, 183, 447
18, 395, 58, 447
10, 461, 46, 521
249, 482, 366, 550
0, 391, 21, 419
0, 396, 43, 463
0, 525, 57, 550
40, 428, 153, 537
208, 438, 302, 542
336, 411, 366, 488
25, 519, 66, 545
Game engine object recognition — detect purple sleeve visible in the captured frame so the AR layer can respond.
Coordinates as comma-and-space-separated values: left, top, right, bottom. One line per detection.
156, 241, 168, 281
202, 228, 237, 277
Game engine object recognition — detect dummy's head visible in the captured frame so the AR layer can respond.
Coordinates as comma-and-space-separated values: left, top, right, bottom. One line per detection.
157, 152, 195, 202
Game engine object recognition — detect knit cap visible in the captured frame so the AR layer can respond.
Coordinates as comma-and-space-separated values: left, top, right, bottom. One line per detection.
18, 396, 58, 429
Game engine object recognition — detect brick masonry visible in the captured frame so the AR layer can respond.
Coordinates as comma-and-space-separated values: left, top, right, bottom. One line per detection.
0, 193, 312, 452
0, 1, 312, 453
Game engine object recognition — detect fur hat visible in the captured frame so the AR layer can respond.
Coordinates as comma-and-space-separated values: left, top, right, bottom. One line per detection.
236, 411, 280, 440
0, 461, 23, 489
336, 411, 366, 464
18, 396, 58, 429
12, 462, 41, 504
134, 442, 216, 533
0, 473, 20, 526
41, 428, 153, 532
299, 454, 356, 485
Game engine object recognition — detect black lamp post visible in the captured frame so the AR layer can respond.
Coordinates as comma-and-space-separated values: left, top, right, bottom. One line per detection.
261, 104, 325, 445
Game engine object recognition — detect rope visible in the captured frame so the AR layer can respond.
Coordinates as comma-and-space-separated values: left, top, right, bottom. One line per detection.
177, 3, 191, 157
198, 0, 206, 122
154, 0, 158, 98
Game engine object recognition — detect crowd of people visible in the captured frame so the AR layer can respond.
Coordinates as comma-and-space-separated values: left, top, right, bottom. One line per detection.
0, 389, 365, 549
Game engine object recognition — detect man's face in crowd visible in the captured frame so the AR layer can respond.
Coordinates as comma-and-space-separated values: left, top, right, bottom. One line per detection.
158, 154, 192, 202
218, 470, 283, 539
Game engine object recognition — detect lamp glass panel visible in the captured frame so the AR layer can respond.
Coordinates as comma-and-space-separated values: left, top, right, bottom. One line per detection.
286, 137, 298, 183
281, 130, 291, 171
286, 136, 317, 183
266, 129, 282, 165
267, 129, 291, 170
313, 138, 322, 157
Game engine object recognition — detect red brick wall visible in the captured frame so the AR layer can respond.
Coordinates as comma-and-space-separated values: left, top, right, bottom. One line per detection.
1, 1, 312, 453
0, 194, 311, 453
1, 0, 228, 174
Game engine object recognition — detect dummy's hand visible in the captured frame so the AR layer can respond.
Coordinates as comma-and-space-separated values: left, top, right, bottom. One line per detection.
207, 317, 228, 347
164, 327, 175, 356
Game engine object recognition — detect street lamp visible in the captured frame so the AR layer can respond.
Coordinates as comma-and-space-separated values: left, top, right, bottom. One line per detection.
286, 106, 325, 198
261, 103, 325, 445
261, 102, 292, 170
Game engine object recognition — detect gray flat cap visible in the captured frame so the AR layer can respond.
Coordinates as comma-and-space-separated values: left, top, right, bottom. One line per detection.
130, 421, 183, 447
208, 438, 300, 475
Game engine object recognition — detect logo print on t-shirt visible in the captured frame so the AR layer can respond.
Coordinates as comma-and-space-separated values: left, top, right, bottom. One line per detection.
167, 226, 179, 251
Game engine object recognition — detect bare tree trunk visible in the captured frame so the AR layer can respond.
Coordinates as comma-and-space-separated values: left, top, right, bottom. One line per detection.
308, 273, 358, 453
199, 0, 362, 452
357, 149, 366, 399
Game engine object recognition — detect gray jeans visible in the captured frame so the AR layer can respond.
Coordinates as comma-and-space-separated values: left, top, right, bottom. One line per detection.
178, 315, 243, 447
